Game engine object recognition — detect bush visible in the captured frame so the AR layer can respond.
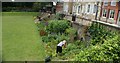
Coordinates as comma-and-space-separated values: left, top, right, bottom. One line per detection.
56, 33, 70, 43
74, 34, 120, 62
42, 34, 57, 43
65, 27, 77, 35
88, 23, 115, 45
65, 27, 77, 42
42, 33, 70, 43
46, 20, 70, 34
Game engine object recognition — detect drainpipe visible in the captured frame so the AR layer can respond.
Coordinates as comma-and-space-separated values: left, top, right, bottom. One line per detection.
95, 2, 99, 20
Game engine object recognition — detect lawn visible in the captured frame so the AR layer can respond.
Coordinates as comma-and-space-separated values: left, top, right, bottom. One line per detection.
2, 12, 45, 61
0, 12, 2, 62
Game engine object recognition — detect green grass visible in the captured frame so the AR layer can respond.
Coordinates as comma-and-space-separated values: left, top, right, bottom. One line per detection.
2, 12, 45, 61
0, 12, 2, 61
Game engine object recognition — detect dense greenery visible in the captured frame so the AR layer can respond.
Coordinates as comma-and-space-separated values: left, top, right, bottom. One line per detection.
46, 20, 70, 34
75, 35, 120, 62
2, 2, 53, 12
37, 16, 120, 61
88, 23, 114, 45
74, 23, 120, 62
41, 20, 71, 43
45, 22, 120, 61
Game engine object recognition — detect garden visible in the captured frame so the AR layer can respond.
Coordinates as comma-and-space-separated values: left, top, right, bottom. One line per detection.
2, 2, 120, 62
36, 14, 120, 62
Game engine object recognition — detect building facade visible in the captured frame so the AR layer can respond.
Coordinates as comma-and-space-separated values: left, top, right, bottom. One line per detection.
56, 2, 64, 13
62, 0, 120, 26
72, 1, 101, 21
100, 1, 120, 25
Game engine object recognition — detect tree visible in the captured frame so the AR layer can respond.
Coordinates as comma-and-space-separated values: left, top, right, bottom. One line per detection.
32, 2, 41, 12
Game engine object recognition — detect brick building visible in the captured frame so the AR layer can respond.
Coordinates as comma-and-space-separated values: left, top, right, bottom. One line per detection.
100, 1, 120, 25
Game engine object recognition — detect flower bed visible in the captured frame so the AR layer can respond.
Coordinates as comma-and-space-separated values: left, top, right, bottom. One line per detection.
37, 19, 120, 61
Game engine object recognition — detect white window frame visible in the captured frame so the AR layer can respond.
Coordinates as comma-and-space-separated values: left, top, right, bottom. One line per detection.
109, 10, 115, 20
82, 5, 85, 13
103, 1, 108, 6
93, 5, 97, 13
102, 9, 107, 18
111, 1, 116, 6
78, 5, 81, 14
87, 4, 90, 13
117, 11, 120, 25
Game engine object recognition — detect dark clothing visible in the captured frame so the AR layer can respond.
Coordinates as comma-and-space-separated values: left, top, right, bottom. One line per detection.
72, 14, 76, 21
45, 55, 52, 63
56, 46, 62, 53
38, 17, 42, 21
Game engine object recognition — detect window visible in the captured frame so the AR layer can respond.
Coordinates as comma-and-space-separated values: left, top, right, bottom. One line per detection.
118, 12, 120, 22
103, 2, 108, 6
102, 9, 107, 17
78, 6, 81, 14
111, 1, 116, 6
118, 16, 120, 22
109, 10, 115, 19
87, 4, 90, 13
93, 5, 97, 13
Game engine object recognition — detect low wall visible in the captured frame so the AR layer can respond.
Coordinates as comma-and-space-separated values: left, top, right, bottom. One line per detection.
64, 15, 120, 40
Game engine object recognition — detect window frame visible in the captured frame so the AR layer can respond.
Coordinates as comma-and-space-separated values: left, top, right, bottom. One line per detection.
93, 5, 97, 13
117, 11, 120, 25
103, 2, 108, 6
102, 9, 107, 18
78, 5, 81, 14
111, 1, 116, 6
87, 4, 90, 13
109, 10, 115, 19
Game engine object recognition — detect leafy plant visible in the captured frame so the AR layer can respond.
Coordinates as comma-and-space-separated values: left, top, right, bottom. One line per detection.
46, 20, 70, 34
88, 23, 115, 45
65, 27, 77, 42
74, 31, 120, 62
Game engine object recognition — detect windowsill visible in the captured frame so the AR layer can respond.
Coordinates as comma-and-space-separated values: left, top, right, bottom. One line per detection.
110, 5, 116, 6
92, 13, 96, 15
108, 18, 114, 20
117, 22, 120, 26
86, 12, 90, 14
76, 13, 81, 15
102, 17, 106, 18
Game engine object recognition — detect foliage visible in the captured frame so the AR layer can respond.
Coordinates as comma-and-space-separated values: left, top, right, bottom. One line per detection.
42, 34, 57, 43
42, 33, 69, 43
37, 22, 46, 30
2, 2, 53, 12
52, 40, 86, 60
32, 2, 41, 12
74, 34, 120, 62
65, 27, 77, 35
74, 23, 120, 62
46, 20, 70, 34
88, 23, 115, 45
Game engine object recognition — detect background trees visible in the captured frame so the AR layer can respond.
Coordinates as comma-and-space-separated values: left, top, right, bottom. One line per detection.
2, 2, 53, 12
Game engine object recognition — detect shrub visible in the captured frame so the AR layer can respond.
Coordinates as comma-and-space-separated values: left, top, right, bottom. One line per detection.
46, 20, 70, 34
65, 27, 77, 35
88, 23, 115, 45
65, 27, 77, 42
74, 34, 120, 62
42, 34, 57, 43
55, 33, 70, 43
